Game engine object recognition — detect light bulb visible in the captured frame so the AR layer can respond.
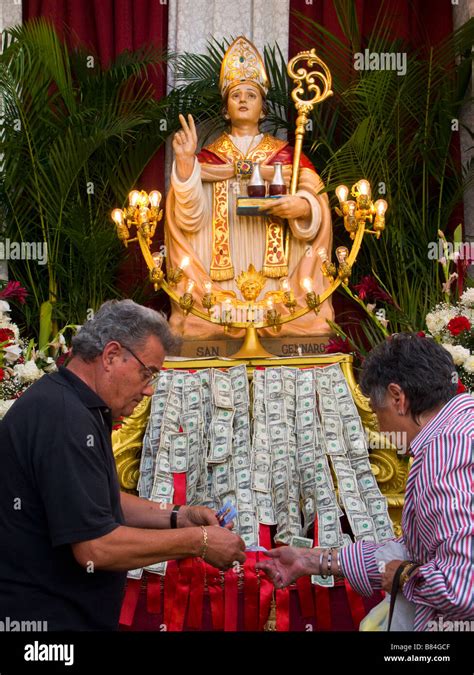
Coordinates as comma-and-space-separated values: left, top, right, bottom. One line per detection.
357, 179, 371, 197
346, 200, 356, 216
204, 280, 212, 294
301, 277, 313, 293
266, 298, 274, 310
374, 199, 388, 216
180, 256, 190, 270
112, 208, 124, 225
185, 279, 195, 294
317, 247, 328, 262
336, 246, 349, 263
335, 185, 349, 203
128, 190, 140, 207
280, 278, 290, 292
149, 190, 161, 208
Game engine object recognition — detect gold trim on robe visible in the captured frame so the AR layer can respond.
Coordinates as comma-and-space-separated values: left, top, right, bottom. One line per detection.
210, 180, 234, 281
204, 133, 290, 279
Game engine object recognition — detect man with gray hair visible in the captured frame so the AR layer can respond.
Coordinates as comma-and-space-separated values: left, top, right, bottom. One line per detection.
0, 299, 245, 630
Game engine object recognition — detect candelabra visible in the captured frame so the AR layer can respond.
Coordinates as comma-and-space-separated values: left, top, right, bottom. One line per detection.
335, 180, 388, 241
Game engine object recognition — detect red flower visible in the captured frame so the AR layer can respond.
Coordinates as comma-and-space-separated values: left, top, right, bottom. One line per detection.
324, 336, 353, 354
353, 275, 393, 305
0, 328, 15, 345
55, 349, 72, 367
447, 316, 471, 336
457, 379, 467, 394
0, 281, 28, 304
0, 368, 4, 381
417, 331, 426, 338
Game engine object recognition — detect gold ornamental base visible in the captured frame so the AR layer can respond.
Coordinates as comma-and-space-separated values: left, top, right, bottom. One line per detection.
229, 324, 274, 359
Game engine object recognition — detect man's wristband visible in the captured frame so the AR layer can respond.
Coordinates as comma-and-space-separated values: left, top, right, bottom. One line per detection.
170, 505, 181, 529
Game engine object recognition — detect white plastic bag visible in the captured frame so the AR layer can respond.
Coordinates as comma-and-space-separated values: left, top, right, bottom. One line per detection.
359, 541, 416, 632
359, 597, 390, 631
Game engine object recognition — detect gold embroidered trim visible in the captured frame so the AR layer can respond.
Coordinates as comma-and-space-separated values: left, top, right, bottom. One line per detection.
210, 180, 234, 281
205, 134, 290, 281
263, 220, 288, 278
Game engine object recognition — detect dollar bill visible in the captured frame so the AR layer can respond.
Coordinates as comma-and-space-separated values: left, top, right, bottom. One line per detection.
212, 370, 234, 408
341, 494, 367, 514
350, 514, 376, 537
144, 561, 167, 576
357, 471, 378, 492
213, 462, 233, 496
290, 535, 313, 548
169, 433, 188, 473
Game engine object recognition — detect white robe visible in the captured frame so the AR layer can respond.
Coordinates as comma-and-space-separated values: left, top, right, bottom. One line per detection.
165, 133, 334, 339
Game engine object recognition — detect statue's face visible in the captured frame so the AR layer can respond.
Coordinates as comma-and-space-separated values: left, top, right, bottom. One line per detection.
226, 83, 263, 127
241, 281, 261, 301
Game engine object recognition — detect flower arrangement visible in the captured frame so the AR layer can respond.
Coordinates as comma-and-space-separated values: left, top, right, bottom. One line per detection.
425, 288, 474, 391
0, 281, 71, 418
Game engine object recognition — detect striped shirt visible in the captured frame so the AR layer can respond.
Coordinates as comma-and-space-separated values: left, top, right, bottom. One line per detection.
339, 393, 474, 631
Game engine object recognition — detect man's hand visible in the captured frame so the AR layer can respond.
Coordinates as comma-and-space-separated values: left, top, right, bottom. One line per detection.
173, 113, 197, 181
256, 546, 313, 588
259, 195, 310, 219
381, 559, 404, 593
204, 527, 246, 571
178, 505, 233, 529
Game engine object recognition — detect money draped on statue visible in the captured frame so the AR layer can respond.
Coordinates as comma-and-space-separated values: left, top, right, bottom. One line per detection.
128, 364, 394, 582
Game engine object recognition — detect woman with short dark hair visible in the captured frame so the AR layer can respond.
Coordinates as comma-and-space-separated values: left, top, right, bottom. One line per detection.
257, 333, 474, 631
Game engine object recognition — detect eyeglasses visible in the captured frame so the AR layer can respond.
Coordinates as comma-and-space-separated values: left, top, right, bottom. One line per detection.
121, 344, 160, 387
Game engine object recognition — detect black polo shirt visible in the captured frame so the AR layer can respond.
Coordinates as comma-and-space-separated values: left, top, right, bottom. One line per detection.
0, 367, 126, 630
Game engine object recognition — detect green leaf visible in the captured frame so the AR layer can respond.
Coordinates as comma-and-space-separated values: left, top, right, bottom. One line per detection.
39, 301, 53, 351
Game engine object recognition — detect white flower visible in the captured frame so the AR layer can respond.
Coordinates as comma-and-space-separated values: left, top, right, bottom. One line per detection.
58, 333, 69, 353
442, 343, 470, 366
14, 360, 44, 383
43, 359, 57, 373
0, 399, 16, 419
0, 300, 11, 314
460, 288, 474, 308
3, 344, 23, 363
426, 303, 461, 337
462, 356, 474, 374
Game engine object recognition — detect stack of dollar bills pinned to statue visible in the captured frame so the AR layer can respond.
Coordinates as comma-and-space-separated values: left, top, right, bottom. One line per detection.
127, 363, 394, 582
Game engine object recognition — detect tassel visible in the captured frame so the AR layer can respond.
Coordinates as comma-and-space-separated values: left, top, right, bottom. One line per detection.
264, 592, 277, 631
210, 267, 234, 281
263, 265, 288, 278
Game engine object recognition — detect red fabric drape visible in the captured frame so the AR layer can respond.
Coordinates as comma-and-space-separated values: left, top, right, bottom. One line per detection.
289, 0, 453, 57
23, 0, 169, 296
